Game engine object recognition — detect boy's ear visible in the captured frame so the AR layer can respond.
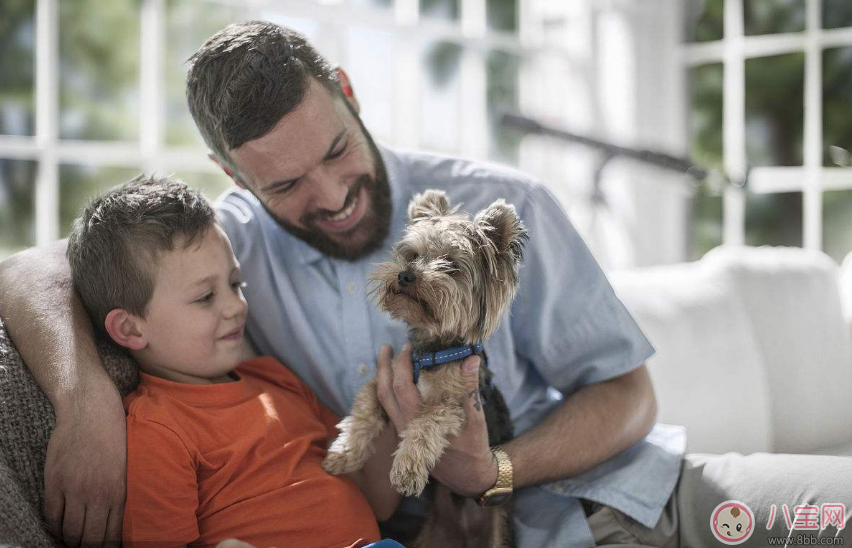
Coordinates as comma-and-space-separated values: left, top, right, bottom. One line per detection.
208, 153, 246, 190
104, 309, 148, 351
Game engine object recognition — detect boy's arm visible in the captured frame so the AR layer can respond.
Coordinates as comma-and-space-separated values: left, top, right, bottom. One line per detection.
347, 422, 402, 522
0, 241, 126, 547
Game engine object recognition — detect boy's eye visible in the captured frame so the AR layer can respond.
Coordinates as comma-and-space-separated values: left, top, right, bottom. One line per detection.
232, 281, 247, 291
197, 292, 214, 304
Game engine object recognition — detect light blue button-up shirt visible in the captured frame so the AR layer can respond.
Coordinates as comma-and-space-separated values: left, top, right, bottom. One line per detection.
216, 145, 686, 548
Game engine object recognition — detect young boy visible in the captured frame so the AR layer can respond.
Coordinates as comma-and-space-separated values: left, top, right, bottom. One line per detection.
65, 175, 402, 548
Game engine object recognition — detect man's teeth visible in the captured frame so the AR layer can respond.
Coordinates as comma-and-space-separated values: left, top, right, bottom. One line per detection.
328, 195, 358, 222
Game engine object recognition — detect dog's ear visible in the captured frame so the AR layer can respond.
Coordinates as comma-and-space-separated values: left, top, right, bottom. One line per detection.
474, 199, 529, 264
408, 190, 452, 221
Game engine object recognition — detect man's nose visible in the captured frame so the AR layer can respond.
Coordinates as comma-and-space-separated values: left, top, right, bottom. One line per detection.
305, 165, 349, 213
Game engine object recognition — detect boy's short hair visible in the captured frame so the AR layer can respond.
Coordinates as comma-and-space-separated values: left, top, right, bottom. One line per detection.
66, 174, 217, 334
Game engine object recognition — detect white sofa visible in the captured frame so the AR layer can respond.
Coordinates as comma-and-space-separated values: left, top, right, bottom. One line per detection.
609, 245, 852, 457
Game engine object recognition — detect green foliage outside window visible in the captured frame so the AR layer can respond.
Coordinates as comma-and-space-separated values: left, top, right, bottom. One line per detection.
688, 1, 852, 263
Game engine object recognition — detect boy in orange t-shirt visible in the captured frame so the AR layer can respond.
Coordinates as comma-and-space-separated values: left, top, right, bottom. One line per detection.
66, 175, 402, 548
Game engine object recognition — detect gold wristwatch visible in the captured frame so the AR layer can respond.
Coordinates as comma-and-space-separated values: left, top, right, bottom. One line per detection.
478, 446, 513, 507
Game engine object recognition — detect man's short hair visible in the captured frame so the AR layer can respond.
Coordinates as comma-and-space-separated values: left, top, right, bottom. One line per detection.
186, 21, 340, 173
66, 174, 216, 334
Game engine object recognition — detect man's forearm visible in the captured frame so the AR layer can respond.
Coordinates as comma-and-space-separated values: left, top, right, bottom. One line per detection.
502, 364, 657, 489
0, 240, 114, 414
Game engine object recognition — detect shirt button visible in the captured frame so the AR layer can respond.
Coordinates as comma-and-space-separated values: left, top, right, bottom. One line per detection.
346, 282, 357, 295
357, 363, 369, 375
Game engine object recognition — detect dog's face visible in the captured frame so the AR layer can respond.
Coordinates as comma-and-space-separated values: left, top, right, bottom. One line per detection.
370, 190, 528, 343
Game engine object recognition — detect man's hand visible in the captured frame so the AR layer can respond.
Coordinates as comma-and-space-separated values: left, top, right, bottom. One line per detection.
375, 344, 497, 497
44, 377, 127, 548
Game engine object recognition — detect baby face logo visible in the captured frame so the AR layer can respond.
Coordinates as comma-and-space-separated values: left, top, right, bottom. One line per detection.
711, 500, 755, 544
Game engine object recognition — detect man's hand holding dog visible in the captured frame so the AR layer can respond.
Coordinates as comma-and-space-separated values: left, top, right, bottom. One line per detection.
375, 344, 498, 497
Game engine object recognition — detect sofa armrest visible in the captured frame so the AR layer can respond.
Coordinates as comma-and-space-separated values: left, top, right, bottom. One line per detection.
0, 316, 138, 547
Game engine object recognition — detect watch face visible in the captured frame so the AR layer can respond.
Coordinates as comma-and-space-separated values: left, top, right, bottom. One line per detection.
481, 491, 512, 507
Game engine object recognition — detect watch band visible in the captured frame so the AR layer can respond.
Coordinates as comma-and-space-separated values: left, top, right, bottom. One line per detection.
478, 446, 513, 506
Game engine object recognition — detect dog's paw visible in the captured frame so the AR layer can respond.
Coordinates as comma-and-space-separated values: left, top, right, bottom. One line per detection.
323, 449, 360, 475
390, 454, 429, 497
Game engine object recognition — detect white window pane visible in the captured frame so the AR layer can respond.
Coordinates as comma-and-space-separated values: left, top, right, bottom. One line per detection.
0, 159, 36, 260
59, 0, 140, 141
0, 0, 36, 136
345, 27, 394, 142
743, 0, 805, 36
745, 52, 805, 167
59, 165, 140, 237
420, 41, 461, 152
165, 0, 246, 147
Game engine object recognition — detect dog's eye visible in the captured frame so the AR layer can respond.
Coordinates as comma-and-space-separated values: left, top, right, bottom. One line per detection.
399, 249, 418, 263
446, 259, 460, 276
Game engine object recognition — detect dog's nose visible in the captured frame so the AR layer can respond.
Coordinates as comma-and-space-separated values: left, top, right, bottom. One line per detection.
398, 271, 416, 288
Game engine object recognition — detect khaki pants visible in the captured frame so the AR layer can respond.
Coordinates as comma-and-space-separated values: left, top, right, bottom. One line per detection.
587, 453, 852, 548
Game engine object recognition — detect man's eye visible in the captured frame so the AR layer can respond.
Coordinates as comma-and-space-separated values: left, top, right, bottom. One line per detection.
328, 144, 347, 159
274, 182, 297, 194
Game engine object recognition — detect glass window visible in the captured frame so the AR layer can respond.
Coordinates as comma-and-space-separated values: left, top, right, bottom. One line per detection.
348, 0, 391, 8
487, 49, 521, 165
165, 0, 246, 148
745, 191, 803, 247
745, 52, 805, 167
822, 47, 852, 167
684, 0, 724, 43
59, 165, 141, 237
59, 0, 140, 141
823, 0, 852, 30
345, 27, 394, 142
420, 0, 459, 22
824, 190, 852, 263
420, 41, 462, 152
743, 0, 805, 36
487, 0, 517, 33
172, 169, 234, 203
0, 0, 36, 136
688, 63, 724, 259
0, 159, 37, 260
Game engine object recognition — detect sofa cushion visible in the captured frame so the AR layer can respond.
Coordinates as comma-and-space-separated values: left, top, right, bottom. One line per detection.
0, 317, 138, 547
839, 250, 852, 340
609, 259, 774, 455
704, 246, 852, 454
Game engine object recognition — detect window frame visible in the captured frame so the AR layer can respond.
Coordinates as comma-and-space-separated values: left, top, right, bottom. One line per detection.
683, 0, 852, 251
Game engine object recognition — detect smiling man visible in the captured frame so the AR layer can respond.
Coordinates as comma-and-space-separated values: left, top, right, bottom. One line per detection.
1, 20, 851, 548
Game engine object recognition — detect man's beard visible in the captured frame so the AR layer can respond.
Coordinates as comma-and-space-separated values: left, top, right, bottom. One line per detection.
255, 126, 392, 262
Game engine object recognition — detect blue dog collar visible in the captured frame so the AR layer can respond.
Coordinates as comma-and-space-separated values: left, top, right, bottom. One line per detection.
411, 341, 483, 384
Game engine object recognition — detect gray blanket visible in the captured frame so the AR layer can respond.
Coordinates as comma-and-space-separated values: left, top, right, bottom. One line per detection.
0, 318, 138, 547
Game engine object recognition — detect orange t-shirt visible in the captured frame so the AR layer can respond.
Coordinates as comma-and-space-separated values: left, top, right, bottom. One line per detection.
122, 356, 380, 548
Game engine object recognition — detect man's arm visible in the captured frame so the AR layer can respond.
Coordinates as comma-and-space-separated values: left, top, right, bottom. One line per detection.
0, 241, 126, 547
378, 349, 656, 496
503, 363, 657, 487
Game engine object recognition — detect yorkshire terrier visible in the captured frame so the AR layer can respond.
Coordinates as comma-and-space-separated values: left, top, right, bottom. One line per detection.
323, 190, 528, 548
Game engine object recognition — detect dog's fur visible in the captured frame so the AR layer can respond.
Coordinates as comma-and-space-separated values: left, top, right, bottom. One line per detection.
323, 190, 528, 548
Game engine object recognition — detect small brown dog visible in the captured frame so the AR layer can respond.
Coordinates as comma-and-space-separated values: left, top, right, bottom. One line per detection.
323, 189, 528, 548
